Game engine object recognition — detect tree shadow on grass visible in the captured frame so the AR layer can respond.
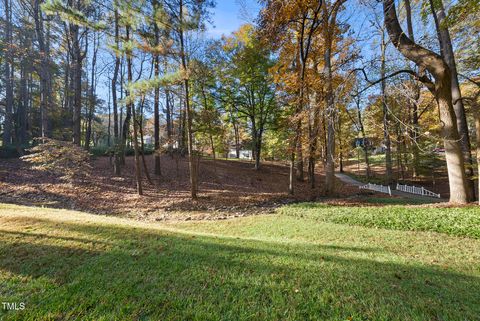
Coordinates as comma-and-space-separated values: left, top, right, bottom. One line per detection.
0, 217, 479, 321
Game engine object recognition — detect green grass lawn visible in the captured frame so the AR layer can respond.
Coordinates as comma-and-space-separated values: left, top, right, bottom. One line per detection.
0, 203, 479, 320
279, 203, 480, 239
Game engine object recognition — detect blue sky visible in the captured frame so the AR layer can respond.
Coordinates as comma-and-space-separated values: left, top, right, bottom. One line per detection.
206, 0, 261, 38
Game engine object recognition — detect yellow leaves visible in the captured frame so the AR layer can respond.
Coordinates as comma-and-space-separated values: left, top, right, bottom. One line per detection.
222, 24, 256, 51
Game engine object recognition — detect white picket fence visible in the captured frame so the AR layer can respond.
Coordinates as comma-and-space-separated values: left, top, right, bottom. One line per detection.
359, 183, 392, 196
396, 183, 441, 198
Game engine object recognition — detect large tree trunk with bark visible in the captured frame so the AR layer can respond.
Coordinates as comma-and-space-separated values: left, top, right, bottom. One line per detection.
383, 0, 468, 203
430, 0, 475, 201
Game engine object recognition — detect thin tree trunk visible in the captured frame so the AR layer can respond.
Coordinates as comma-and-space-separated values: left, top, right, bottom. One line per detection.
289, 151, 295, 195
153, 1, 162, 175
308, 98, 320, 188
473, 102, 480, 205
85, 30, 98, 150
107, 82, 111, 147
338, 115, 344, 173
323, 1, 346, 195
380, 27, 393, 185
71, 24, 83, 145
33, 0, 51, 139
125, 25, 143, 196
356, 99, 371, 178
138, 107, 154, 186
180, 0, 197, 199
19, 61, 28, 145
165, 89, 173, 149
3, 0, 13, 146
404, 0, 421, 177
112, 5, 121, 175
324, 45, 336, 195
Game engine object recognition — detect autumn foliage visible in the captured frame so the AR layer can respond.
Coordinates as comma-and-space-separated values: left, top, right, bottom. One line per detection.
21, 138, 92, 182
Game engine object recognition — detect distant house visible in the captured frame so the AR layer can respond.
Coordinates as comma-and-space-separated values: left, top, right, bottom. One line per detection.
143, 135, 153, 145
227, 149, 253, 160
352, 137, 372, 148
372, 145, 386, 154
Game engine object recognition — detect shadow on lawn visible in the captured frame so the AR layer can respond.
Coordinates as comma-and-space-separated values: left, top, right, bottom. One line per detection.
1, 217, 479, 320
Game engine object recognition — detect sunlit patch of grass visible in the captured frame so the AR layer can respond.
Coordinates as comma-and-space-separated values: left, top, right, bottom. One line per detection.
278, 203, 480, 238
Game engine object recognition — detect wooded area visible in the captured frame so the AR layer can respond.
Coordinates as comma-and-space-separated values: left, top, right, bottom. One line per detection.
0, 0, 479, 205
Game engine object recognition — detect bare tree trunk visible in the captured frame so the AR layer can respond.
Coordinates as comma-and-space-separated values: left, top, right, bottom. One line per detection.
209, 133, 217, 175
355, 98, 371, 178
382, 0, 468, 203
473, 102, 480, 205
153, 2, 162, 176
324, 44, 336, 195
338, 115, 344, 173
323, 0, 346, 195
107, 82, 111, 147
180, 0, 197, 199
289, 117, 302, 195
234, 123, 240, 158
295, 129, 304, 181
404, 0, 421, 177
308, 98, 320, 188
71, 23, 83, 145
380, 27, 393, 185
3, 0, 13, 146
112, 5, 121, 175
255, 133, 262, 170
430, 0, 475, 201
165, 88, 173, 149
138, 99, 154, 186
125, 25, 143, 195
19, 61, 29, 145
33, 0, 51, 139
85, 30, 98, 150
289, 151, 295, 195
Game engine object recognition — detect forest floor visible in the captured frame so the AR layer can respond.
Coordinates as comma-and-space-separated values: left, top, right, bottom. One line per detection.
0, 155, 452, 221
342, 157, 451, 198
0, 203, 478, 320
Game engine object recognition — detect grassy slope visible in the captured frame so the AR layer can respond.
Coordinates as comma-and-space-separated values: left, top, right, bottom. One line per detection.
0, 203, 479, 321
279, 203, 480, 239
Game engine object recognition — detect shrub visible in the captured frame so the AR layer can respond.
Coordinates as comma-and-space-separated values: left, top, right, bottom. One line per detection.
89, 145, 155, 157
0, 144, 28, 158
